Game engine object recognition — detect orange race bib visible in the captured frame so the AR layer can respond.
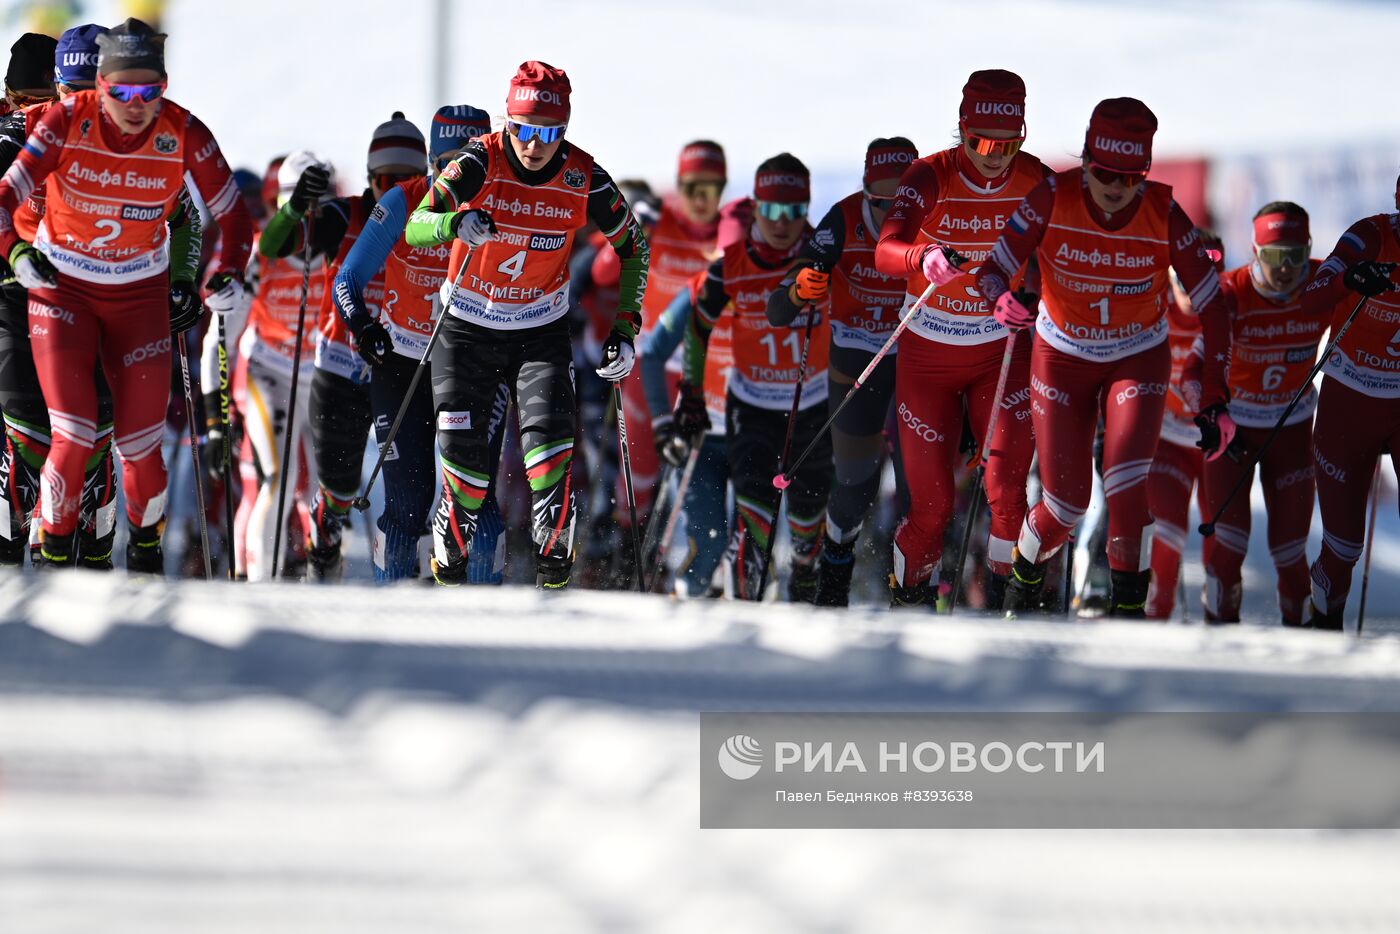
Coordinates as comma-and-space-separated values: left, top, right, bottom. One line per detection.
827, 191, 906, 352
1037, 169, 1172, 361
905, 147, 1044, 345
1323, 213, 1400, 398
38, 91, 189, 282
722, 245, 829, 411
443, 131, 591, 330
642, 205, 715, 335
1223, 261, 1328, 426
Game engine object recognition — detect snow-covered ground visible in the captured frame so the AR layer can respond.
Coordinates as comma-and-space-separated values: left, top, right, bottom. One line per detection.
4, 569, 1400, 933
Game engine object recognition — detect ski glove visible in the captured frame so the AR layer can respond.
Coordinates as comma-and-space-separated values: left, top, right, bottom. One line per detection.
652, 415, 689, 468
355, 320, 392, 367
596, 330, 635, 381
673, 380, 709, 441
1194, 403, 1240, 463
452, 209, 498, 248
8, 243, 57, 290
1343, 261, 1396, 298
792, 266, 829, 303
202, 396, 227, 482
204, 271, 249, 317
288, 165, 331, 214
993, 289, 1037, 331
920, 245, 963, 287
168, 280, 203, 334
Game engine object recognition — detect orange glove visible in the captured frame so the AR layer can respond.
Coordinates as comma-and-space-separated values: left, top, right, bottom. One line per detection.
793, 266, 830, 303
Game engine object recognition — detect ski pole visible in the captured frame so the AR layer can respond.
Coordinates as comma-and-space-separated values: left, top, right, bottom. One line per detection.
217, 313, 237, 580
772, 250, 965, 492
354, 252, 472, 512
637, 459, 675, 589
648, 441, 702, 593
1357, 461, 1382, 635
756, 301, 818, 600
1201, 290, 1376, 536
611, 381, 646, 593
271, 221, 312, 579
175, 331, 213, 579
947, 326, 1020, 613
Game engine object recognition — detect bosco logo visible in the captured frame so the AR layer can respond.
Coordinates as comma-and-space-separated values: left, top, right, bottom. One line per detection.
898, 402, 944, 443
122, 336, 172, 367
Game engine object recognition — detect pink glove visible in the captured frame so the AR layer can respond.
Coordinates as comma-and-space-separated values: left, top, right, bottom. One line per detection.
920, 246, 961, 287
992, 290, 1036, 331
1194, 405, 1239, 463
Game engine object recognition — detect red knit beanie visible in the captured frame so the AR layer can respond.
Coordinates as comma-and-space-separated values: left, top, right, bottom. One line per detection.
507, 61, 571, 123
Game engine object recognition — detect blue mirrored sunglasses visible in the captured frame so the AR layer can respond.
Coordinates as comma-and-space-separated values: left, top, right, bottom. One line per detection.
756, 201, 808, 222
507, 121, 566, 144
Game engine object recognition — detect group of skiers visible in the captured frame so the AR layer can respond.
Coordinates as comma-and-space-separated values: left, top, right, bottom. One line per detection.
0, 21, 1396, 630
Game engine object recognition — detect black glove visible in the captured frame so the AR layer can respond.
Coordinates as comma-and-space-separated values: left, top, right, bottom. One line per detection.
202, 394, 227, 482
354, 319, 392, 367
652, 415, 689, 468
673, 380, 709, 442
168, 280, 203, 334
1343, 261, 1396, 298
289, 165, 331, 214
1193, 402, 1243, 463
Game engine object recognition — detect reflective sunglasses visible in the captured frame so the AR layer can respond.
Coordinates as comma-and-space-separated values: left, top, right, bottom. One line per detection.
4, 86, 54, 107
1088, 164, 1148, 188
373, 170, 420, 188
97, 74, 166, 104
680, 179, 725, 199
964, 131, 1024, 158
755, 201, 808, 222
864, 189, 895, 211
1255, 243, 1310, 268
507, 120, 566, 144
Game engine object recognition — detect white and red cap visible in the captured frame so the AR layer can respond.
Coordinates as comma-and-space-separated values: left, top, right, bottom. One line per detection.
864, 139, 917, 187
277, 150, 334, 205
367, 111, 426, 173
959, 69, 1026, 135
754, 159, 810, 203
1253, 210, 1309, 246
678, 141, 726, 178
1085, 97, 1157, 174
507, 60, 571, 124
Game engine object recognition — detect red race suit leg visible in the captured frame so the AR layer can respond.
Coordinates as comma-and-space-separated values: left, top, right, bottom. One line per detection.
1145, 437, 1202, 619
29, 273, 170, 536
1020, 340, 1168, 571
1310, 377, 1400, 613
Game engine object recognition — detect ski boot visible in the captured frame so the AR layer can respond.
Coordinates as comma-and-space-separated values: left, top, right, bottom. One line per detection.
125, 522, 165, 576
814, 534, 856, 607
889, 573, 934, 609
1002, 549, 1047, 618
35, 530, 76, 571
307, 494, 347, 582
1306, 601, 1344, 632
984, 572, 1010, 613
537, 553, 572, 591
788, 562, 820, 604
1108, 569, 1151, 619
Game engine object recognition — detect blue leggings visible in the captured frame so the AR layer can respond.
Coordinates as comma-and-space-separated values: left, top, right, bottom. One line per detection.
371, 351, 505, 583
675, 433, 730, 597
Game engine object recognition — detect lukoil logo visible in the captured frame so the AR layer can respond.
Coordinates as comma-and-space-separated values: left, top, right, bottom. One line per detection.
718, 734, 763, 780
